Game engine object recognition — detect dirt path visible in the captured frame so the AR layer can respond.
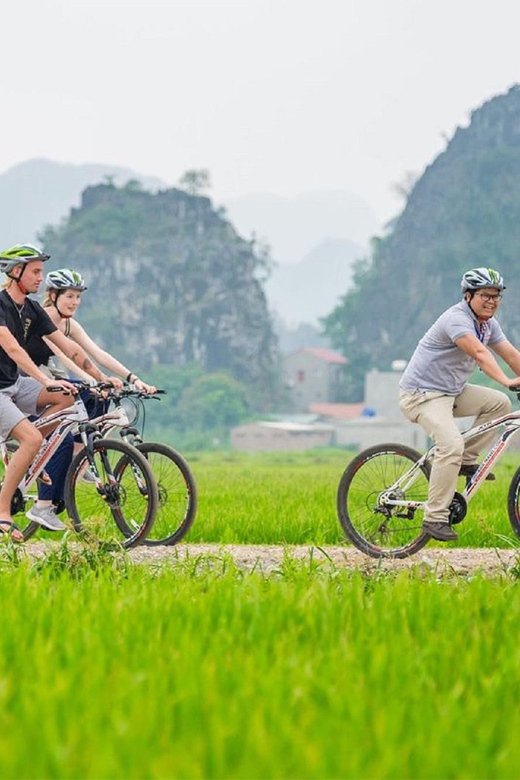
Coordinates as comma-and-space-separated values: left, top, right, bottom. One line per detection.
25, 542, 520, 578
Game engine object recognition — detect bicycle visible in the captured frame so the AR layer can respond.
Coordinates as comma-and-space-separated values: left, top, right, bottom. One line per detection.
336, 387, 520, 558
2, 383, 159, 548
87, 386, 197, 546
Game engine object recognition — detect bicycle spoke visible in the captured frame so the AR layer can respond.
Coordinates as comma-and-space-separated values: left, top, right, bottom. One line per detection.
65, 439, 158, 548
337, 444, 430, 558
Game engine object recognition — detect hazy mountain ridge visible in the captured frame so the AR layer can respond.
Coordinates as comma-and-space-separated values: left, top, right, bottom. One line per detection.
0, 158, 378, 330
266, 237, 364, 325
225, 190, 379, 263
0, 158, 166, 249
225, 190, 377, 328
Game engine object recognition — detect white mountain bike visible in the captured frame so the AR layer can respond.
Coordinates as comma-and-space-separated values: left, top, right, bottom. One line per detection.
79, 385, 197, 546
4, 384, 158, 548
336, 388, 520, 558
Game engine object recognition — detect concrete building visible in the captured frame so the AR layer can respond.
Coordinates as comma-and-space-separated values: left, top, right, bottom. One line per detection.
230, 421, 335, 452
230, 361, 431, 453
284, 347, 347, 412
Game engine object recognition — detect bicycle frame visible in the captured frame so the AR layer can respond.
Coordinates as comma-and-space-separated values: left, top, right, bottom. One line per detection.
379, 408, 520, 511
86, 391, 149, 444
0, 400, 90, 496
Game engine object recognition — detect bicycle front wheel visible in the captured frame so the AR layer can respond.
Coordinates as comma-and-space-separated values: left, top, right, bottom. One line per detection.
337, 443, 431, 558
64, 439, 158, 549
114, 442, 197, 546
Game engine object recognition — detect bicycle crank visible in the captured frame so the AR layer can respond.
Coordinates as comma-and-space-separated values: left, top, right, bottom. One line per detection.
448, 492, 467, 525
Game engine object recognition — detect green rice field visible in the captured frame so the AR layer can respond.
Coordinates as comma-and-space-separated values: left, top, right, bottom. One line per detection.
185, 449, 520, 550
3, 449, 520, 779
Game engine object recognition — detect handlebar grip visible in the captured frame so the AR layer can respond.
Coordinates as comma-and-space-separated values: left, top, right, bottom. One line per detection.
510, 384, 520, 393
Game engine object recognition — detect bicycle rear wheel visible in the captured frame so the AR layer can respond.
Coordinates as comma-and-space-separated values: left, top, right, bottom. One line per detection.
337, 443, 431, 558
507, 466, 520, 538
114, 442, 197, 546
64, 439, 158, 549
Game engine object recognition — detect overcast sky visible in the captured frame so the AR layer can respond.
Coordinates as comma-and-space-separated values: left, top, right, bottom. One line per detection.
3, 0, 520, 225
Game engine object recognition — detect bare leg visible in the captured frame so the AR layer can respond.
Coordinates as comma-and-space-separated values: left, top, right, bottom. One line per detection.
35, 388, 75, 438
0, 418, 42, 541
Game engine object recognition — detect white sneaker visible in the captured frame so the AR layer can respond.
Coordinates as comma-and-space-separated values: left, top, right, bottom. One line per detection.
26, 505, 67, 531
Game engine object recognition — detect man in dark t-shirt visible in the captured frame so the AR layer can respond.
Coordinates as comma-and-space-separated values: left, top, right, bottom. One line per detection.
0, 244, 111, 541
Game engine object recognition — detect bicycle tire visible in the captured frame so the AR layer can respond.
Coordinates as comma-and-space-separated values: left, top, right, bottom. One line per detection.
64, 438, 158, 549
507, 466, 520, 538
114, 442, 197, 546
336, 443, 431, 559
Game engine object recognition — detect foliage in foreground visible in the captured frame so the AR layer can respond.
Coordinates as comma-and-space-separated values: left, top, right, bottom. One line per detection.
0, 548, 520, 779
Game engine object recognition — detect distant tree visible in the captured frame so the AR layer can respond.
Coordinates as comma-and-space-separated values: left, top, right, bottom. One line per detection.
391, 170, 419, 202
124, 179, 144, 191
178, 169, 211, 196
175, 372, 249, 430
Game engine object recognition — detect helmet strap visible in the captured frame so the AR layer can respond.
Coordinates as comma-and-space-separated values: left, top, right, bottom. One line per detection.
465, 291, 491, 322
52, 290, 71, 320
9, 265, 29, 296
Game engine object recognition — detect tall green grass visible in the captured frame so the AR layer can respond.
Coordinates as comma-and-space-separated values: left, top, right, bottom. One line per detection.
183, 450, 520, 549
1, 554, 520, 779
185, 449, 348, 545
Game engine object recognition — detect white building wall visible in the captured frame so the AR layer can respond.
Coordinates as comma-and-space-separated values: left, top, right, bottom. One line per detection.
335, 419, 428, 452
364, 368, 403, 417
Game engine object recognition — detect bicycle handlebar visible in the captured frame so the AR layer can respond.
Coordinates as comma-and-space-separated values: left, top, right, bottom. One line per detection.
68, 380, 165, 399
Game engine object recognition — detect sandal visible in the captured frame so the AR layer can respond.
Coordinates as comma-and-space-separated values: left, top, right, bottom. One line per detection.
0, 520, 23, 543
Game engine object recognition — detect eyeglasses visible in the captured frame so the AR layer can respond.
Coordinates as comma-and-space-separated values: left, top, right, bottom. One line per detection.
475, 292, 502, 303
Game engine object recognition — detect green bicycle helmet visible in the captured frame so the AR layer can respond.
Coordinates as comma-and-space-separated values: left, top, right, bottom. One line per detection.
0, 244, 50, 275
45, 268, 87, 291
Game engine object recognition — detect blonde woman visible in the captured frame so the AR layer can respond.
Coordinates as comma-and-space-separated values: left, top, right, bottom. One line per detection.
35, 269, 155, 393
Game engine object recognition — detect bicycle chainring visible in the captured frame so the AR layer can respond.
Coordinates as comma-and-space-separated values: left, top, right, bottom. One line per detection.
448, 491, 467, 525
10, 488, 25, 516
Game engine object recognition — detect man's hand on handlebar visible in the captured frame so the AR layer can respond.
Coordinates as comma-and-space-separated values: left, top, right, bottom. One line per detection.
45, 379, 79, 395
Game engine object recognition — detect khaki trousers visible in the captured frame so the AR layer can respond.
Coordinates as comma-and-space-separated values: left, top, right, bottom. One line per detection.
399, 384, 511, 523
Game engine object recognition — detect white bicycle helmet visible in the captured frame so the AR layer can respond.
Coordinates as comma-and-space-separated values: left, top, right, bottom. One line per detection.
461, 267, 506, 293
45, 268, 87, 291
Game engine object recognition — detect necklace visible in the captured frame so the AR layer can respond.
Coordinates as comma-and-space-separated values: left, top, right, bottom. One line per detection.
13, 301, 25, 320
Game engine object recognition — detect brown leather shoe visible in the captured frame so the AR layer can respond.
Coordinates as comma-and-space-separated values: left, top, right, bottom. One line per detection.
459, 464, 495, 481
422, 521, 458, 541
